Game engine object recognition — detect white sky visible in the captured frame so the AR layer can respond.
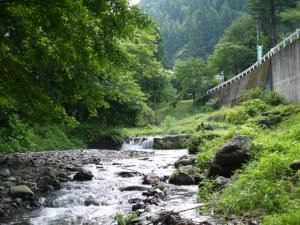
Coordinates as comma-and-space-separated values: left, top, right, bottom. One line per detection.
130, 0, 141, 5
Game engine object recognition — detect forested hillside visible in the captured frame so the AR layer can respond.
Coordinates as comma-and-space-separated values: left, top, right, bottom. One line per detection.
0, 0, 175, 152
139, 0, 245, 67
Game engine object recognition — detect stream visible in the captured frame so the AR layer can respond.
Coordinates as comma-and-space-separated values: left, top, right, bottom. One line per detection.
5, 137, 214, 225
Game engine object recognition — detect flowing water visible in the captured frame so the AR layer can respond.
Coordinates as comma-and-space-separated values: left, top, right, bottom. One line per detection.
6, 137, 214, 225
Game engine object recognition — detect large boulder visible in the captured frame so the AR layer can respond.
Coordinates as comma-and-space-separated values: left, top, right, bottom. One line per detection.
73, 169, 93, 181
169, 171, 195, 185
153, 135, 191, 150
207, 136, 251, 178
9, 185, 34, 199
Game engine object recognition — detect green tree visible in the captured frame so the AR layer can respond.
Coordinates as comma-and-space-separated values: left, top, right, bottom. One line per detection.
208, 14, 257, 80
247, 0, 298, 47
174, 58, 211, 102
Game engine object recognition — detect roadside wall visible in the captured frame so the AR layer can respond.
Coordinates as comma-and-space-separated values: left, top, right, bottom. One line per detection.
271, 39, 300, 102
210, 38, 300, 105
211, 60, 270, 105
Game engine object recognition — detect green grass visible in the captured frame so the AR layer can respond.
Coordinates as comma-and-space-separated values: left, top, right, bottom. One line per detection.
125, 89, 300, 224
124, 101, 211, 136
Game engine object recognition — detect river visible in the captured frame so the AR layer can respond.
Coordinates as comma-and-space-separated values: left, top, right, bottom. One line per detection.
5, 138, 214, 225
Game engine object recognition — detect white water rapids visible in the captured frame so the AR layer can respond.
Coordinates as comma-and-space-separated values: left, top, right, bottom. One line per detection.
6, 137, 215, 225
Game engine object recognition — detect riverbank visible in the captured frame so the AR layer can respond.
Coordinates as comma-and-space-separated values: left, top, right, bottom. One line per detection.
125, 89, 300, 225
0, 149, 148, 223
0, 148, 215, 225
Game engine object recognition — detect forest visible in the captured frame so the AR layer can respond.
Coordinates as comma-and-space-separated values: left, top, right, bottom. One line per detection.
0, 0, 300, 224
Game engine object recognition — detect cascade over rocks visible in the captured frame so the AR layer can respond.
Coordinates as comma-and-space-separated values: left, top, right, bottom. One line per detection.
207, 136, 252, 177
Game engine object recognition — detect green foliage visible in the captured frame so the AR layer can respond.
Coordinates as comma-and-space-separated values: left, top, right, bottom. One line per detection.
0, 116, 85, 154
263, 209, 300, 225
139, 0, 245, 67
241, 88, 285, 106
114, 212, 139, 225
198, 178, 219, 202
208, 14, 257, 80
162, 116, 176, 133
247, 0, 299, 46
174, 58, 212, 101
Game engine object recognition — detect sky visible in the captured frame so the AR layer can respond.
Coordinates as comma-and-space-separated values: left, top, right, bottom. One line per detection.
130, 0, 141, 5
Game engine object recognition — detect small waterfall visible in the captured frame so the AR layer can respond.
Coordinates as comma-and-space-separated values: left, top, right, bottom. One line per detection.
122, 136, 154, 150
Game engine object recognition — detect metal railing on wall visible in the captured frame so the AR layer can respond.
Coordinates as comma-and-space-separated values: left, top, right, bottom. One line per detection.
207, 29, 300, 95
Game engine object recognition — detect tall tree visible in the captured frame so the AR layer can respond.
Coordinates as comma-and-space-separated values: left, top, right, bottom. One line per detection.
208, 14, 257, 80
174, 58, 211, 102
247, 0, 298, 47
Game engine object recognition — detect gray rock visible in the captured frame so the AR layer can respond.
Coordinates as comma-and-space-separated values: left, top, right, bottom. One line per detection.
290, 160, 300, 171
1, 198, 12, 204
120, 186, 150, 192
84, 197, 100, 206
73, 169, 93, 181
208, 136, 251, 177
153, 135, 191, 150
169, 171, 195, 185
128, 198, 143, 204
132, 202, 146, 211
116, 171, 142, 178
39, 172, 62, 192
10, 185, 34, 199
0, 168, 10, 177
5, 177, 17, 182
216, 176, 231, 187
2, 181, 15, 187
174, 156, 196, 168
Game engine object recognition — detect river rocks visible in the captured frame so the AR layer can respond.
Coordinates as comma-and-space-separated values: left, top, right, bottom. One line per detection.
73, 169, 93, 181
116, 171, 142, 178
153, 135, 191, 150
120, 186, 150, 192
39, 172, 62, 192
9, 185, 34, 199
84, 197, 100, 206
207, 136, 251, 177
174, 155, 196, 168
290, 160, 300, 171
169, 171, 195, 185
128, 198, 143, 204
132, 202, 146, 211
0, 168, 10, 177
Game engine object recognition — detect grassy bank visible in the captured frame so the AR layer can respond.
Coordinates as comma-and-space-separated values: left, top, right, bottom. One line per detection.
0, 116, 124, 154
126, 89, 300, 224
123, 100, 212, 136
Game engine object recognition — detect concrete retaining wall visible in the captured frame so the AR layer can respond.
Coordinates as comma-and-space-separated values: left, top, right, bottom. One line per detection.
272, 39, 300, 102
210, 38, 300, 105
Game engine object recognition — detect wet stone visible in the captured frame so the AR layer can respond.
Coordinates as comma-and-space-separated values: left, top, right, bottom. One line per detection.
73, 169, 93, 181
10, 185, 34, 199
120, 186, 150, 192
128, 198, 143, 204
0, 168, 10, 177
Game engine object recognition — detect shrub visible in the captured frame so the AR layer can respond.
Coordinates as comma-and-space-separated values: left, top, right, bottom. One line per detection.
241, 88, 285, 106
162, 116, 176, 133
114, 212, 138, 225
263, 209, 300, 225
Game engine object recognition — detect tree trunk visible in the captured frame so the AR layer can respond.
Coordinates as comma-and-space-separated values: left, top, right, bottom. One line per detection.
270, 0, 277, 47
